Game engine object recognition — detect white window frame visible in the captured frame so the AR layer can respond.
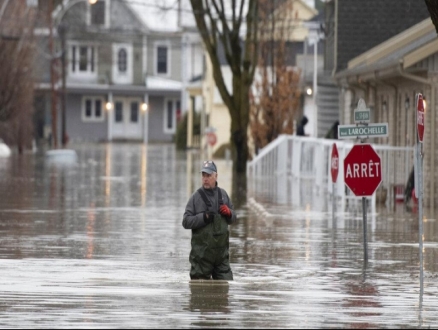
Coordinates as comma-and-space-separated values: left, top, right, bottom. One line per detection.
86, 0, 110, 28
69, 42, 98, 79
82, 96, 105, 122
154, 41, 171, 76
112, 43, 133, 84
163, 98, 179, 134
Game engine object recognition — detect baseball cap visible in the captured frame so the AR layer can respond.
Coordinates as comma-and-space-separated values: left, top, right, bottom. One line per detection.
200, 160, 217, 174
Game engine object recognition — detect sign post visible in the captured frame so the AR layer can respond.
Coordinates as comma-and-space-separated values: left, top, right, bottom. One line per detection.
415, 93, 425, 303
330, 143, 339, 221
341, 98, 387, 263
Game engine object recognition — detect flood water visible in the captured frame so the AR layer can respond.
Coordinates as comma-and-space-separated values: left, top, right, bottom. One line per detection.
0, 142, 437, 328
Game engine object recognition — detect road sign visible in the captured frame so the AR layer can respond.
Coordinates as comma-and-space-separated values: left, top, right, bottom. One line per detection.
338, 123, 388, 139
344, 144, 382, 196
331, 143, 339, 183
206, 132, 217, 146
354, 98, 370, 123
417, 93, 425, 143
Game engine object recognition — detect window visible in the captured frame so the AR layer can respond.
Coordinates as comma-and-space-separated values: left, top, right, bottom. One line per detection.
71, 45, 96, 75
112, 44, 133, 84
130, 102, 139, 123
82, 97, 104, 122
91, 1, 105, 25
26, 0, 37, 7
115, 101, 123, 122
164, 99, 179, 133
118, 48, 127, 72
166, 100, 173, 129
157, 46, 168, 74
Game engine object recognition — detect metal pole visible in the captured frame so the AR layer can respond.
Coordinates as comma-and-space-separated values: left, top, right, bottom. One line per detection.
418, 142, 424, 303
362, 196, 368, 263
332, 182, 335, 220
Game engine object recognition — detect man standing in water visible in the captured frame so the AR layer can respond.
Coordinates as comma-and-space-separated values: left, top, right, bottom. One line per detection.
182, 160, 237, 280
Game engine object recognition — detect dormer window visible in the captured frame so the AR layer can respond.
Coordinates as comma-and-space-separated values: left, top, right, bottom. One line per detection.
87, 0, 109, 27
91, 1, 105, 25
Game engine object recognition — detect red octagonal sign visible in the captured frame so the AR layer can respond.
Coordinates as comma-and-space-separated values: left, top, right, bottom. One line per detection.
331, 143, 339, 183
417, 93, 425, 143
344, 144, 382, 197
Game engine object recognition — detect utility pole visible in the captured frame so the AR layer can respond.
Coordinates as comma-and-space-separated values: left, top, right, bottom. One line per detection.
58, 22, 67, 147
48, 0, 58, 148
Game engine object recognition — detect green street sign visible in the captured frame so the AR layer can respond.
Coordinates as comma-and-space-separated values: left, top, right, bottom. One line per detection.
354, 110, 370, 123
354, 98, 370, 123
338, 123, 389, 139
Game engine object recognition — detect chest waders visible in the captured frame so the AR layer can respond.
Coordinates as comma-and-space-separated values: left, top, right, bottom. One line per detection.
189, 188, 233, 280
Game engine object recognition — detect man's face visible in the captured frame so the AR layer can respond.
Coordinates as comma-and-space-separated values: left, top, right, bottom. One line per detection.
202, 172, 217, 189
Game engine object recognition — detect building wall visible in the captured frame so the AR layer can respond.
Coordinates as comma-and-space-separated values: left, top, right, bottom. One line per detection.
148, 96, 172, 143
147, 35, 182, 82
133, 43, 144, 85
340, 76, 438, 209
98, 43, 112, 84
66, 94, 108, 142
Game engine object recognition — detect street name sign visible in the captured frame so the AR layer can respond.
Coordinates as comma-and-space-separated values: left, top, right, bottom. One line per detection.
338, 123, 389, 139
354, 99, 370, 123
344, 144, 382, 196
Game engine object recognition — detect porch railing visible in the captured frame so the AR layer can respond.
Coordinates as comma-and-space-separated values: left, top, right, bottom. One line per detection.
247, 135, 414, 214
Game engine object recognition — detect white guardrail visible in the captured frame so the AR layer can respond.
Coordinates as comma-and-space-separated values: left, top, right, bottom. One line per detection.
247, 135, 414, 214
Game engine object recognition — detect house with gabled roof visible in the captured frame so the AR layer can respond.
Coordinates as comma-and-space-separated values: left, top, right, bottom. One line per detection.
318, 0, 430, 138
334, 18, 438, 210
33, 0, 203, 146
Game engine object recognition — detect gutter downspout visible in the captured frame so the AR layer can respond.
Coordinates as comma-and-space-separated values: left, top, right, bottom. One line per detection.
398, 64, 435, 215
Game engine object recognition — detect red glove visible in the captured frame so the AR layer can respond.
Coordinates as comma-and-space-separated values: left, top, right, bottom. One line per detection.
219, 204, 232, 218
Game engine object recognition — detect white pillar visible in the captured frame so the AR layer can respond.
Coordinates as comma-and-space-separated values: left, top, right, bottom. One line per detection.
187, 96, 193, 148
143, 93, 149, 144
107, 92, 113, 141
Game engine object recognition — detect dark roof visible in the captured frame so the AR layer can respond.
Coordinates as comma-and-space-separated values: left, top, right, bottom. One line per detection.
333, 0, 430, 73
335, 28, 437, 80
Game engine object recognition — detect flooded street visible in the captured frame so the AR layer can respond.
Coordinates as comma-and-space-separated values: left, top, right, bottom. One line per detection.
0, 142, 437, 328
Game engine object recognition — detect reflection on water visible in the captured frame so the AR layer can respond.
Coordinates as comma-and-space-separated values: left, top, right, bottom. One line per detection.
0, 142, 437, 328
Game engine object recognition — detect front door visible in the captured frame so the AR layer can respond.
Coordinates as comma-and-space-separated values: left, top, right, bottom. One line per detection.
112, 98, 143, 139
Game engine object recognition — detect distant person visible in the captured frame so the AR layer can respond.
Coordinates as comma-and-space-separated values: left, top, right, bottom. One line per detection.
296, 116, 309, 136
325, 120, 340, 139
404, 166, 415, 204
182, 160, 237, 280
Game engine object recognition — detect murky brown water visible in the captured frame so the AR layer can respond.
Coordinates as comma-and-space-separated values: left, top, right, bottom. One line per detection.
0, 142, 437, 328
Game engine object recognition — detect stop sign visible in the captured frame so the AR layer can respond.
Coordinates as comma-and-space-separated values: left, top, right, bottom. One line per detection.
331, 143, 339, 183
417, 93, 425, 143
344, 144, 382, 196
207, 132, 217, 146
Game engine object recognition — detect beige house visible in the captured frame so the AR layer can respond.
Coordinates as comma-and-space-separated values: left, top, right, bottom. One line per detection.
335, 18, 438, 212
188, 0, 319, 158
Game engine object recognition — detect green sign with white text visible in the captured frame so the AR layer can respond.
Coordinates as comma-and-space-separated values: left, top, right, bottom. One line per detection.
338, 123, 389, 139
354, 110, 370, 123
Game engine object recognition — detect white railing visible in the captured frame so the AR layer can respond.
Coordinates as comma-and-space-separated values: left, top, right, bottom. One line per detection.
247, 134, 414, 214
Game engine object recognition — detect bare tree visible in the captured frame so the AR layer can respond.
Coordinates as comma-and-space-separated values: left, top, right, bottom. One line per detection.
189, 0, 259, 199
249, 0, 301, 155
0, 0, 37, 153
